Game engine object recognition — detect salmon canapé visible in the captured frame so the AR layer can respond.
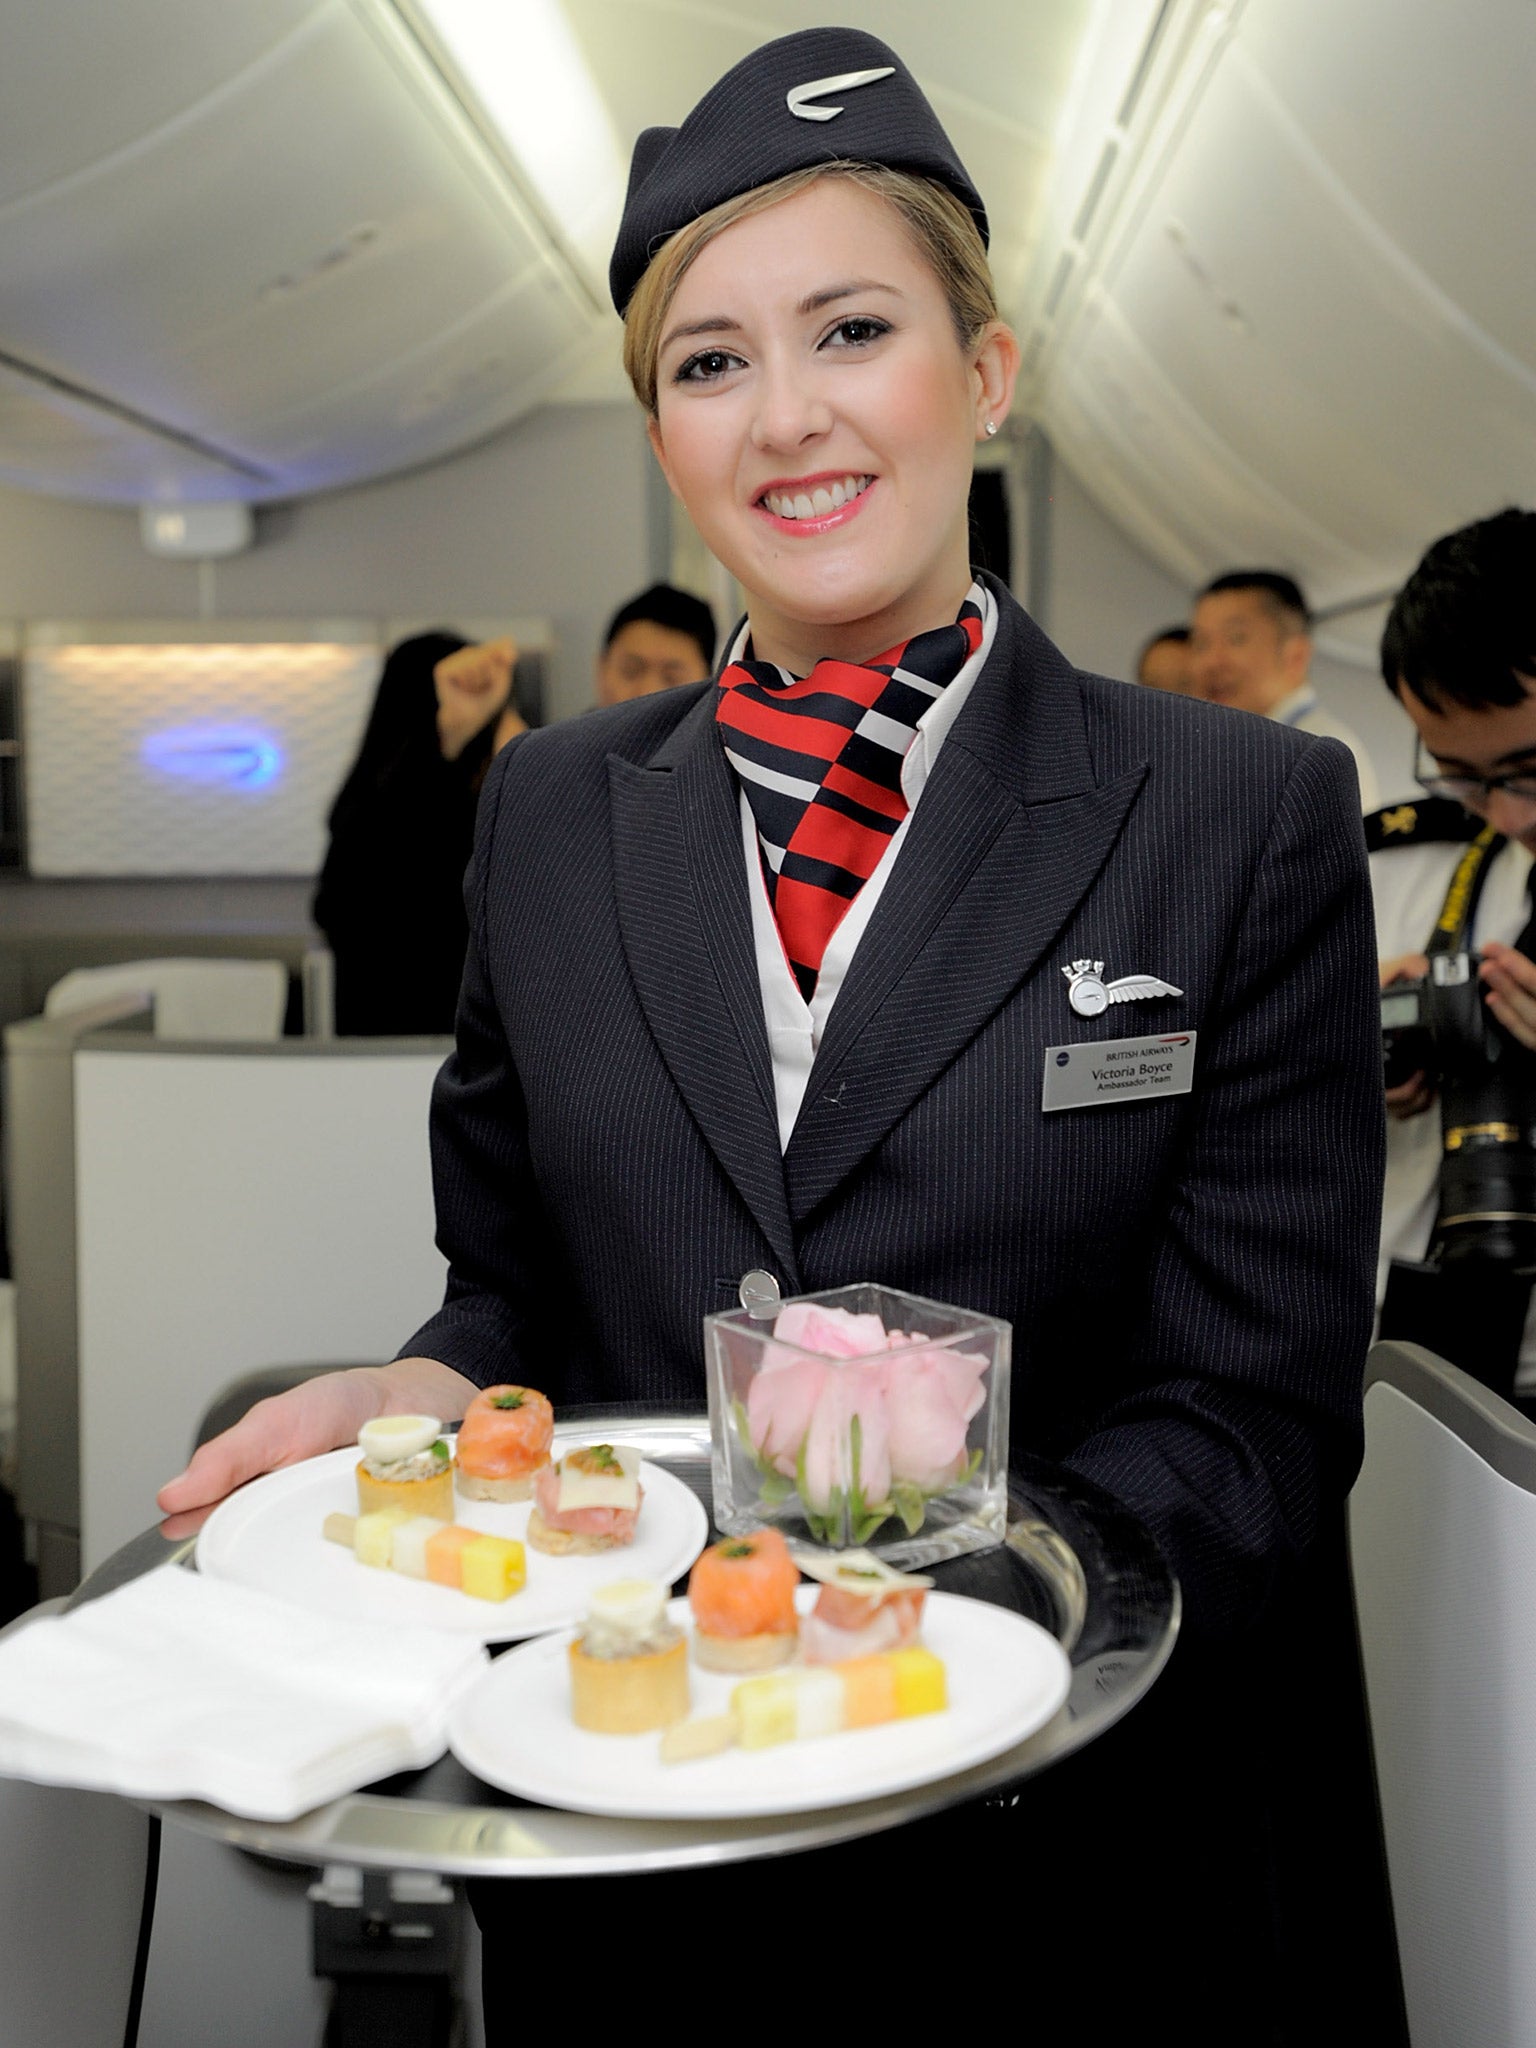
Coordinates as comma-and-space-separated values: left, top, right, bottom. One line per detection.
455, 1385, 555, 1501
688, 1528, 801, 1641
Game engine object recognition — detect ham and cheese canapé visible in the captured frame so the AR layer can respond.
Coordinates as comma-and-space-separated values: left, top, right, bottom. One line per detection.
527, 1443, 644, 1555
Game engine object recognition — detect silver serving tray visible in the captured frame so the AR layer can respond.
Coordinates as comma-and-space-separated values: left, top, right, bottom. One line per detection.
75, 1408, 1178, 1876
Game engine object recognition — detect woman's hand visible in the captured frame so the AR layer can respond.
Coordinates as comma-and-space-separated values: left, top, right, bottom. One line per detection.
154, 1358, 480, 1537
1480, 940, 1536, 1051
434, 637, 518, 761
1380, 951, 1435, 1119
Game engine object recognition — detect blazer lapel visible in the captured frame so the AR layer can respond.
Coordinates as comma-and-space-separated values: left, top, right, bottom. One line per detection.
609, 694, 799, 1280
784, 588, 1147, 1223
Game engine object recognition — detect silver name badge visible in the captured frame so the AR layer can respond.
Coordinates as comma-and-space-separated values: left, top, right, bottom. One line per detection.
1042, 1031, 1197, 1112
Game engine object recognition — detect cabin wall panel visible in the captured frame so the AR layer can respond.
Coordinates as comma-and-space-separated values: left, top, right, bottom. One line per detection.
0, 403, 652, 724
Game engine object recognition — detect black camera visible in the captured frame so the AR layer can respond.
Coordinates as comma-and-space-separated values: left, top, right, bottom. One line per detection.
1382, 952, 1536, 1271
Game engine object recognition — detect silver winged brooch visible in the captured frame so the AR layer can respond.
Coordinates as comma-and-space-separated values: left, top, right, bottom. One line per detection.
1063, 959, 1183, 1019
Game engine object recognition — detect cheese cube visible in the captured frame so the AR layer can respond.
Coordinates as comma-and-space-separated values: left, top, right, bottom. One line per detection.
733, 1675, 799, 1749
889, 1647, 947, 1718
459, 1534, 527, 1602
791, 1667, 844, 1741
424, 1523, 478, 1587
389, 1516, 446, 1581
354, 1510, 408, 1569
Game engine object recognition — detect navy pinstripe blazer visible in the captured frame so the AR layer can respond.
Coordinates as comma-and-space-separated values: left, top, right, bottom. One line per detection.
403, 576, 1384, 1642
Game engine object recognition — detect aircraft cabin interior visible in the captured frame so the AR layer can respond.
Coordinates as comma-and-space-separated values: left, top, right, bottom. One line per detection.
1, 2, 1533, 2043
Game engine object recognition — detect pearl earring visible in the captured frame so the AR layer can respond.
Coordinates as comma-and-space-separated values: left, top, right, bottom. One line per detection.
984, 420, 998, 437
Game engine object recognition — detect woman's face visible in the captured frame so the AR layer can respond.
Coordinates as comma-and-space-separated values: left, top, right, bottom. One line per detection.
648, 179, 1015, 670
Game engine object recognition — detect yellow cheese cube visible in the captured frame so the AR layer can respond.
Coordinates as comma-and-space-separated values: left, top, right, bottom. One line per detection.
732, 1675, 799, 1749
888, 1647, 947, 1719
459, 1534, 526, 1602
354, 1510, 408, 1569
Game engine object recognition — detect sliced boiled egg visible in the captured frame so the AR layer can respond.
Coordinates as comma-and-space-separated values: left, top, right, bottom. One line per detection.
358, 1414, 443, 1463
587, 1578, 667, 1634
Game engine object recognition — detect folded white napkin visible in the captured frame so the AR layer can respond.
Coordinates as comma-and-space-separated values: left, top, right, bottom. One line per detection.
0, 1566, 488, 1820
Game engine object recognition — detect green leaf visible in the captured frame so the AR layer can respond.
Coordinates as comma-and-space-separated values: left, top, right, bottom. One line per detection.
892, 1480, 926, 1536
733, 1397, 769, 1478
852, 1509, 891, 1544
848, 1414, 866, 1524
431, 1440, 450, 1463
758, 1472, 794, 1504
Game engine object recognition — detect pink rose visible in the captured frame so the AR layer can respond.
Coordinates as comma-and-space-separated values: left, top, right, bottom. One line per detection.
901, 1344, 989, 1425
801, 1363, 891, 1514
884, 1354, 978, 1491
773, 1302, 889, 1359
746, 1356, 828, 1477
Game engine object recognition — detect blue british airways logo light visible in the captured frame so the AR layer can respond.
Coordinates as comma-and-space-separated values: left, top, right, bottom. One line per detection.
140, 725, 283, 791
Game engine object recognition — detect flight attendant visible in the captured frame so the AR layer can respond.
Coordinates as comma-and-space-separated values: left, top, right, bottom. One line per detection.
163, 30, 1393, 2035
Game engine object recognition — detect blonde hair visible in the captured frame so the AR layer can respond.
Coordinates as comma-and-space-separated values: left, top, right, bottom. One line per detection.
621, 161, 998, 416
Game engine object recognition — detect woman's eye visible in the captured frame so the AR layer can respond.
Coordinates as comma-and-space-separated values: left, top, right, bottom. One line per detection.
673, 348, 745, 384
822, 316, 890, 350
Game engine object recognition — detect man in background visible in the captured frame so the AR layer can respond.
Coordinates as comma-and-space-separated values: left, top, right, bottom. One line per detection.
1190, 569, 1380, 807
1135, 624, 1194, 693
435, 581, 716, 725
1373, 508, 1536, 1395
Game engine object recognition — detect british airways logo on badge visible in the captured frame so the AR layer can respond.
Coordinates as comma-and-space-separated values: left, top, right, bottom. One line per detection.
786, 67, 895, 122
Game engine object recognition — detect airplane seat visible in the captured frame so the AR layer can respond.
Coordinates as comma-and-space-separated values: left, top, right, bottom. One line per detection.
45, 957, 288, 1041
0, 1606, 156, 2048
1350, 1340, 1536, 2048
193, 1362, 379, 1451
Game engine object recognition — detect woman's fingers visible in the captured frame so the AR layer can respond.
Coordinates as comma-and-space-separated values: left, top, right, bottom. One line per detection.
153, 1360, 480, 1521
434, 639, 518, 758
154, 1371, 385, 1518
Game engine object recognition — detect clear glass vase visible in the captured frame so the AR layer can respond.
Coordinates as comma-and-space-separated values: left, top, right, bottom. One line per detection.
705, 1282, 1010, 1569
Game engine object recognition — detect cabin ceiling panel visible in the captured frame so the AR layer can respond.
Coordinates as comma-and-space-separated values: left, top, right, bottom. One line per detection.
1097, 59, 1536, 568
0, 3, 569, 461
221, 258, 595, 489
1237, 0, 1536, 373
0, 361, 249, 502
0, 0, 322, 210
1036, 0, 1536, 602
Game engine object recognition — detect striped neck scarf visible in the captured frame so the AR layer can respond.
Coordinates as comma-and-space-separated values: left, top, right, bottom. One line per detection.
716, 585, 986, 1000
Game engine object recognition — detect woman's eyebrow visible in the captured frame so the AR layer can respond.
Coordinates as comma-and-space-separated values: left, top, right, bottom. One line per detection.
797, 279, 901, 314
659, 314, 744, 353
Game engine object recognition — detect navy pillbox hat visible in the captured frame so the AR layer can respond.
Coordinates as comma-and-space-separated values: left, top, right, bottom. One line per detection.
608, 25, 988, 314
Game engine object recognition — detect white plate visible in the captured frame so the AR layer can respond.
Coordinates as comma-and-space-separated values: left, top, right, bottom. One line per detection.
195, 1437, 709, 1643
447, 1588, 1072, 1819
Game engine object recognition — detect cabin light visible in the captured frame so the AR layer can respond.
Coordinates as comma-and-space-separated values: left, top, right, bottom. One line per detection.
138, 501, 254, 559
141, 724, 283, 792
407, 0, 624, 277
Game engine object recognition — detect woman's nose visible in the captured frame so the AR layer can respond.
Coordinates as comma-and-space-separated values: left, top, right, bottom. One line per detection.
749, 358, 832, 451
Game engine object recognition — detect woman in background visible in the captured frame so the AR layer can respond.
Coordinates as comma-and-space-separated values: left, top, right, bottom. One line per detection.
313, 630, 521, 1034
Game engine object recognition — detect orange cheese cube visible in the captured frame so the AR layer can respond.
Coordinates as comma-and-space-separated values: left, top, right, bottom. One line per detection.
424, 1523, 479, 1588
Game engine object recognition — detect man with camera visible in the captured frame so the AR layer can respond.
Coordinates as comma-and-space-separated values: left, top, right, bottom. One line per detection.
1374, 508, 1536, 1396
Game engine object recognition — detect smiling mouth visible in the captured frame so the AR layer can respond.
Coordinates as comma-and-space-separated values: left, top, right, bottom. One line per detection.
757, 473, 873, 521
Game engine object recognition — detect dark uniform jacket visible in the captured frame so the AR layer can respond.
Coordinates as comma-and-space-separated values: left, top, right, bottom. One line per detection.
404, 574, 1385, 1647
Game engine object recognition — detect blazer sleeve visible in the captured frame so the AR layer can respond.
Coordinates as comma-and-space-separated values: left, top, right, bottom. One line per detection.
1063, 735, 1385, 1638
394, 735, 569, 1386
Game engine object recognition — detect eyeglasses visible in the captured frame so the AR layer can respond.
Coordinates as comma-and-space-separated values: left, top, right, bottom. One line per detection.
1415, 738, 1536, 807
